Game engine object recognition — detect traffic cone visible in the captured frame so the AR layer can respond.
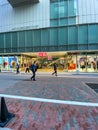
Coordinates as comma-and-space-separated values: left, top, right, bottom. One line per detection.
0, 97, 15, 127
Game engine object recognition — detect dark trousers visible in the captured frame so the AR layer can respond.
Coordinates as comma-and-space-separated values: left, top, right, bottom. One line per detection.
31, 71, 36, 80
16, 68, 19, 74
52, 70, 57, 76
25, 68, 29, 73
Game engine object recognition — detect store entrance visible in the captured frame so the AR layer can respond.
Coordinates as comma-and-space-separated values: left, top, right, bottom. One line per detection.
21, 52, 68, 72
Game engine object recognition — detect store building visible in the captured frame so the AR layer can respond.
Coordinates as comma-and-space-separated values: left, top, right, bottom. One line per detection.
0, 0, 98, 72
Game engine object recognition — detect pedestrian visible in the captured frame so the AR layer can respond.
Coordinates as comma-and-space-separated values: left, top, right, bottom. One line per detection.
30, 61, 37, 81
16, 62, 20, 74
0, 64, 1, 72
52, 63, 57, 76
25, 64, 30, 73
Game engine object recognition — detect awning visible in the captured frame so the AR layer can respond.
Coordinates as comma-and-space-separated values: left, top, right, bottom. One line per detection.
7, 0, 39, 7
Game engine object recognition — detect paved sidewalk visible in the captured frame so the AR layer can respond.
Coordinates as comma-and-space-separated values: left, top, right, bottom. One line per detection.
0, 73, 98, 130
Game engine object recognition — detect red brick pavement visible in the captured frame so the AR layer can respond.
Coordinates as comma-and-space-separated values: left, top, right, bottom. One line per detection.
0, 75, 98, 130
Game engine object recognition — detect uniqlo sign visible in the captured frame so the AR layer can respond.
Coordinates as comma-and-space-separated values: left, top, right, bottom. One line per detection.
38, 52, 47, 57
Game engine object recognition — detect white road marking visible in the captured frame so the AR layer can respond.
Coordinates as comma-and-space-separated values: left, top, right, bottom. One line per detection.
0, 94, 98, 107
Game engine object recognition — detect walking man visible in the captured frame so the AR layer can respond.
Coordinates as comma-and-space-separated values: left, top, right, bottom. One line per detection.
30, 61, 37, 81
52, 63, 57, 76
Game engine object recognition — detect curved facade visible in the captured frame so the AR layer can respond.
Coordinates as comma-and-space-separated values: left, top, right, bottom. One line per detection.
0, 0, 98, 72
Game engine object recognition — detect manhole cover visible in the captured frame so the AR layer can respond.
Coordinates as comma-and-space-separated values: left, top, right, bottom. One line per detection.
86, 83, 98, 93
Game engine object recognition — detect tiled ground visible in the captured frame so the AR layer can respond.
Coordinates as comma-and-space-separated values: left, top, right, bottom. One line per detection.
0, 73, 98, 130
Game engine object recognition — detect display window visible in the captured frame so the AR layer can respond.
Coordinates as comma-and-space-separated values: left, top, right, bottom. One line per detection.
67, 54, 76, 72
0, 56, 18, 71
77, 53, 98, 72
86, 55, 97, 72
77, 55, 87, 72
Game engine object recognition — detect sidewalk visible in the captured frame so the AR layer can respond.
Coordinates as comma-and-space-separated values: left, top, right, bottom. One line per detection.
1, 69, 98, 79
0, 73, 98, 129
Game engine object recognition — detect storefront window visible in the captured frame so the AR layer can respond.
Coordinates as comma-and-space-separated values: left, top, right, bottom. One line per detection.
77, 53, 98, 72
77, 54, 87, 72
68, 53, 76, 72
86, 55, 97, 72
0, 56, 19, 71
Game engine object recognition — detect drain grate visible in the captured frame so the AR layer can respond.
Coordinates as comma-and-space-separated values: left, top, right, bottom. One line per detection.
86, 83, 98, 93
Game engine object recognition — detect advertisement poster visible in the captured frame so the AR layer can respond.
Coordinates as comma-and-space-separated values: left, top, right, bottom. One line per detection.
0, 56, 18, 69
2, 57, 9, 68
9, 56, 18, 68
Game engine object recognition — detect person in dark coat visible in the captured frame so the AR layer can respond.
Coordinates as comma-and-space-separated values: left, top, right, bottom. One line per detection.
30, 61, 37, 81
16, 62, 20, 74
52, 63, 57, 76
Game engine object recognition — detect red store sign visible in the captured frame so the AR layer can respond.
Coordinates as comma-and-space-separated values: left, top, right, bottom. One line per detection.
38, 52, 47, 57
48, 56, 52, 60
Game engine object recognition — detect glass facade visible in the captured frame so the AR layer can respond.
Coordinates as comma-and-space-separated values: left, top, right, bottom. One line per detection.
50, 0, 77, 26
0, 24, 98, 53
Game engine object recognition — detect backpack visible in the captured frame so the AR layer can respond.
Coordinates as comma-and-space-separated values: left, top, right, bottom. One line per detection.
30, 64, 37, 72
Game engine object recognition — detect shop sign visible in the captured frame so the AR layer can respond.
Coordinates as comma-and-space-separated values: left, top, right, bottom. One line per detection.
48, 56, 52, 60
38, 52, 47, 57
38, 52, 43, 57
